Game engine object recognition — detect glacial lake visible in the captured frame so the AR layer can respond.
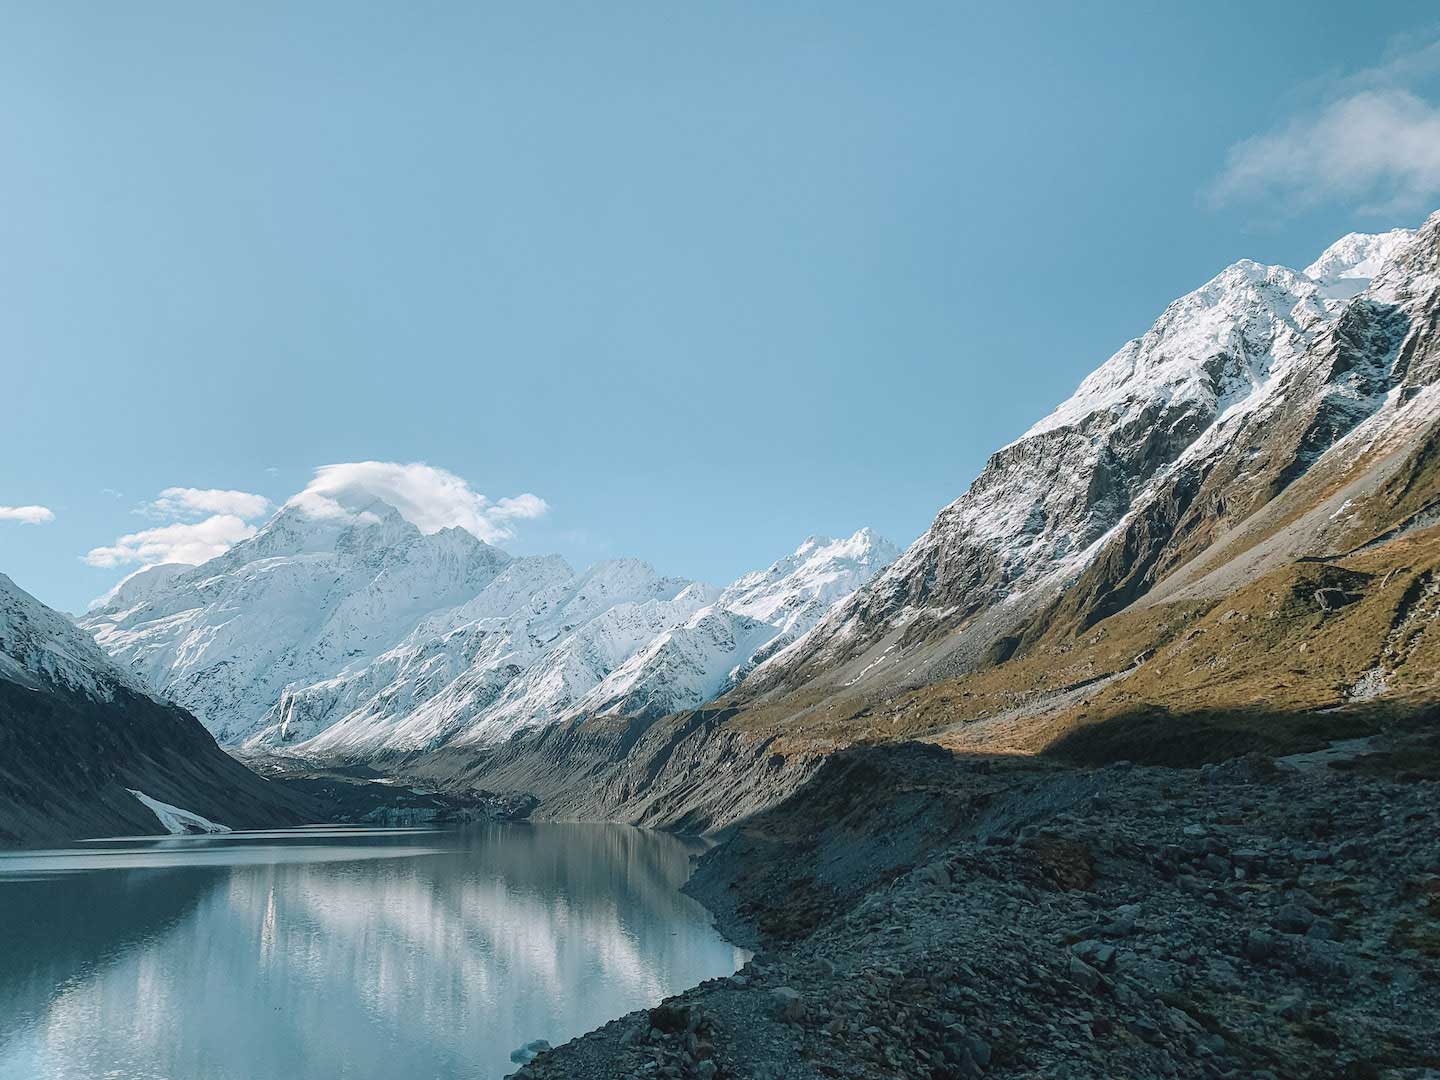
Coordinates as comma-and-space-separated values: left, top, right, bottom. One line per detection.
0, 822, 748, 1080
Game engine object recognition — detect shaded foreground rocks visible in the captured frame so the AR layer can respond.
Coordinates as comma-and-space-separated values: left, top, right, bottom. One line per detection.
515, 741, 1440, 1079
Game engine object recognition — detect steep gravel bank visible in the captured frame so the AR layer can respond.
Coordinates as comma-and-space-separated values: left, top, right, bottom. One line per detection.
514, 739, 1440, 1080
389, 707, 823, 834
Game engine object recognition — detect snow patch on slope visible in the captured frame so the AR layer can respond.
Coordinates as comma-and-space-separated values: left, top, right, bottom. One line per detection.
127, 789, 231, 834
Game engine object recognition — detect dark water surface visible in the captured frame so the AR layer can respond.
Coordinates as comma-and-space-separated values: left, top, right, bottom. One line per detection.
0, 823, 747, 1080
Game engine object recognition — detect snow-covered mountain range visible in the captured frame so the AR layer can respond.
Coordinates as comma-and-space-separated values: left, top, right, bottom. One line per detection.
79, 510, 896, 755
76, 213, 1440, 776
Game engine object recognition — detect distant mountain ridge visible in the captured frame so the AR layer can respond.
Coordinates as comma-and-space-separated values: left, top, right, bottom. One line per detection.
80, 503, 897, 755
82, 502, 513, 743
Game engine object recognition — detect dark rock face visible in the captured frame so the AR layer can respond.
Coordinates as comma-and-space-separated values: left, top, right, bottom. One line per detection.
0, 571, 315, 847
0, 678, 312, 848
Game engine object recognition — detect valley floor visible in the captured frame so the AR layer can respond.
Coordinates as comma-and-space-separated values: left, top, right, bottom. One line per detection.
513, 738, 1440, 1080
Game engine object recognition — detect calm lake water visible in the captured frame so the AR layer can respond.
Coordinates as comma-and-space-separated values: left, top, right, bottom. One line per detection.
0, 822, 748, 1080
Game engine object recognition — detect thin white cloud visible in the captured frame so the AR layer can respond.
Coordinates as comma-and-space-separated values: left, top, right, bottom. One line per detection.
86, 484, 269, 569
287, 461, 548, 543
148, 487, 271, 521
1336, 32, 1440, 95
1211, 89, 1440, 213
0, 504, 55, 525
84, 464, 546, 573
84, 515, 257, 568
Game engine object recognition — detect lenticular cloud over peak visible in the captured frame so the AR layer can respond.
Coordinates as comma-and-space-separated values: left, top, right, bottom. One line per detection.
286, 461, 548, 543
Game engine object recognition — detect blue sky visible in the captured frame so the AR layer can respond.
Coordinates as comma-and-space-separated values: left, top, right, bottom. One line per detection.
4, 2, 1440, 613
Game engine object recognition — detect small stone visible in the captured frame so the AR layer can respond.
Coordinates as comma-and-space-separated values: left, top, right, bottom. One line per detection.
1070, 939, 1116, 970
1244, 929, 1276, 961
648, 1004, 690, 1034
771, 986, 806, 1023
1275, 904, 1316, 934
1203, 853, 1232, 877
919, 861, 952, 889
1306, 919, 1337, 941
1194, 1032, 1227, 1055
966, 1035, 992, 1068
1276, 994, 1309, 1021
1068, 956, 1102, 992
1100, 914, 1136, 937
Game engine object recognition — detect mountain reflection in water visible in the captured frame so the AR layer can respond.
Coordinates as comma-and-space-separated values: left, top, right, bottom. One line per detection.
0, 822, 747, 1080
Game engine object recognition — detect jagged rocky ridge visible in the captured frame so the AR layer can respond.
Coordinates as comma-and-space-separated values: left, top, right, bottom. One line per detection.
741, 216, 1440, 704
0, 573, 309, 846
80, 511, 895, 756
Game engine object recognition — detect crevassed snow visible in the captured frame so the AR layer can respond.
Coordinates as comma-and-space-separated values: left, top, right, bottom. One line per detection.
127, 789, 231, 834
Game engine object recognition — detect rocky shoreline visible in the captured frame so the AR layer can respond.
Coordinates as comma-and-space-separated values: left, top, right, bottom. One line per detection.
513, 738, 1440, 1080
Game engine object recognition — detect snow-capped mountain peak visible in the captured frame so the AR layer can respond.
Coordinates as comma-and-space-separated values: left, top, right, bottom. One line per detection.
718, 529, 901, 633
1304, 227, 1416, 300
1, 573, 146, 701
78, 494, 897, 756
1021, 257, 1330, 445
80, 498, 516, 742
559, 529, 899, 725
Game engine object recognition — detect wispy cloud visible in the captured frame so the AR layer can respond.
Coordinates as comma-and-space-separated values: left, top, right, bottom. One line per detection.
288, 462, 548, 543
1210, 33, 1440, 215
0, 504, 55, 525
86, 485, 271, 568
147, 487, 271, 521
84, 515, 258, 568
84, 464, 548, 572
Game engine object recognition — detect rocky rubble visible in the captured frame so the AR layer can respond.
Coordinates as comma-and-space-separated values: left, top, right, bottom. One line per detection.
514, 743, 1440, 1079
